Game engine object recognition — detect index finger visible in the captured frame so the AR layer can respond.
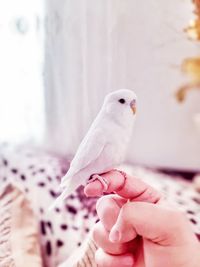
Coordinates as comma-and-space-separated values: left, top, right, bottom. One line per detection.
84, 169, 161, 203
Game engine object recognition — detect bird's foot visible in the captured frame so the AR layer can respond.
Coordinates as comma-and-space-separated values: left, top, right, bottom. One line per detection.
88, 174, 109, 192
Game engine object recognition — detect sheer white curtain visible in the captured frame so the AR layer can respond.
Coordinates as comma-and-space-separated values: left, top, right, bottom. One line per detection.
44, 0, 114, 155
0, 0, 45, 144
44, 0, 200, 170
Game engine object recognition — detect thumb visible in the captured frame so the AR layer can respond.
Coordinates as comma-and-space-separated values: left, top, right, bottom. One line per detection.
109, 201, 195, 246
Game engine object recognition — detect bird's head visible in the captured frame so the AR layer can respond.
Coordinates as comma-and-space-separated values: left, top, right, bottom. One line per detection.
103, 89, 137, 125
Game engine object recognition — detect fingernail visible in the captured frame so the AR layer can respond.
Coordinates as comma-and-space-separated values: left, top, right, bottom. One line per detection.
109, 229, 121, 242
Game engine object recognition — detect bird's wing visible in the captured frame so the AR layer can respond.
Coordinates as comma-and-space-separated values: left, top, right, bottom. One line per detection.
62, 128, 106, 180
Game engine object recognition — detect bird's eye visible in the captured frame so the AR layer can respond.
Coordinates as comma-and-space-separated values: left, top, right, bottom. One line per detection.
118, 98, 126, 104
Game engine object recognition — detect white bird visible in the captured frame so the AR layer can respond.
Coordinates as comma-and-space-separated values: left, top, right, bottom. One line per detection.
52, 89, 137, 207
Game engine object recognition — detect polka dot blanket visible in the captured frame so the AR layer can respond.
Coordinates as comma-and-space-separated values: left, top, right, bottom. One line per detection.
0, 144, 199, 267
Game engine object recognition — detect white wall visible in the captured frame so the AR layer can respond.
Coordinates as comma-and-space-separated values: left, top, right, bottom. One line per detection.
44, 0, 200, 171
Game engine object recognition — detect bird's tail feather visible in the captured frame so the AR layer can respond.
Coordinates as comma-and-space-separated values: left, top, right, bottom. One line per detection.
48, 176, 80, 211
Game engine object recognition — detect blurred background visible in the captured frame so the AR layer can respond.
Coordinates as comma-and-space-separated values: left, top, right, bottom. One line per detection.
1, 2, 200, 265
1, 0, 200, 171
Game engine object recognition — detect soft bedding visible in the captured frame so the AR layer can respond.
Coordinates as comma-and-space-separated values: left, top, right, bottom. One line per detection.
0, 144, 199, 267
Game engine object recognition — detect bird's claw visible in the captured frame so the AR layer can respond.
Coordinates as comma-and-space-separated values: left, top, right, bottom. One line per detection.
88, 174, 109, 192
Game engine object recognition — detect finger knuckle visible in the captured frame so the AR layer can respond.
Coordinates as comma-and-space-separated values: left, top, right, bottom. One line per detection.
91, 221, 102, 243
122, 201, 136, 216
96, 197, 104, 211
96, 195, 111, 211
96, 195, 119, 223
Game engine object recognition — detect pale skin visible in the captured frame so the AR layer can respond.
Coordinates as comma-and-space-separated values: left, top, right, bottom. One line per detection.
84, 170, 200, 267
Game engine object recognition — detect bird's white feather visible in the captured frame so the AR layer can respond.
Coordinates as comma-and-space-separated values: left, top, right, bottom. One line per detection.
61, 127, 106, 183
51, 89, 137, 208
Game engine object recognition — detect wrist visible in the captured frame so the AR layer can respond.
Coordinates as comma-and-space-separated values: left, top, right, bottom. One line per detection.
171, 243, 200, 267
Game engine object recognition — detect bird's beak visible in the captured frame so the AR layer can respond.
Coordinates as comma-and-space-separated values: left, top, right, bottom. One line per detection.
130, 99, 136, 114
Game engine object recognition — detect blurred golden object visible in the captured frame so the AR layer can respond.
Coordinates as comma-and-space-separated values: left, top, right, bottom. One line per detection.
176, 58, 200, 102
185, 19, 200, 40
176, 82, 200, 102
175, 87, 186, 102
185, 0, 200, 40
176, 0, 200, 102
193, 0, 200, 15
182, 58, 200, 82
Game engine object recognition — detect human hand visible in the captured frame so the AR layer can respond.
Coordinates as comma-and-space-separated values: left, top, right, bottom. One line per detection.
84, 170, 200, 267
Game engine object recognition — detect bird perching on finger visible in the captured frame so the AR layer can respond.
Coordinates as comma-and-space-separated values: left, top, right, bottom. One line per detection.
51, 89, 137, 208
